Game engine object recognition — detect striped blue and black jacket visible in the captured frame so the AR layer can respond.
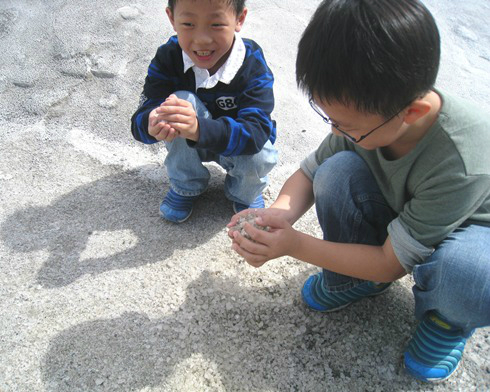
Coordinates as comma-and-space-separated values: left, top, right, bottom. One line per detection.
131, 36, 276, 156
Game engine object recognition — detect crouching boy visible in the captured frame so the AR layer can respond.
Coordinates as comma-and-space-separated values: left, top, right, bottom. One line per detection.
132, 0, 277, 222
229, 0, 490, 382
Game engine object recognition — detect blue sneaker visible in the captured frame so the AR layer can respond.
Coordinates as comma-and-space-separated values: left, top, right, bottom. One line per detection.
301, 272, 391, 312
233, 194, 265, 214
159, 189, 198, 223
404, 312, 470, 382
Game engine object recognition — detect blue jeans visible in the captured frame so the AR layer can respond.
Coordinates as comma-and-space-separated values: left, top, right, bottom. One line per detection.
164, 91, 278, 205
312, 151, 490, 336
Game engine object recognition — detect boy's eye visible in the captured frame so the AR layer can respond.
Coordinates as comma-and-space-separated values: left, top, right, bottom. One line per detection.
182, 22, 194, 27
212, 23, 226, 27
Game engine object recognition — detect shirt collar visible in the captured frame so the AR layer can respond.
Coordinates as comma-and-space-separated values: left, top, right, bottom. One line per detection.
182, 33, 246, 90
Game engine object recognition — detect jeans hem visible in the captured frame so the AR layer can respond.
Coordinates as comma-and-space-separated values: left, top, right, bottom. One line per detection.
321, 271, 366, 292
169, 185, 207, 198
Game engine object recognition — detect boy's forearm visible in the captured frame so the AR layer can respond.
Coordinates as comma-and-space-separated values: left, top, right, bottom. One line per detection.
291, 233, 406, 282
131, 104, 159, 144
270, 169, 315, 224
268, 169, 406, 282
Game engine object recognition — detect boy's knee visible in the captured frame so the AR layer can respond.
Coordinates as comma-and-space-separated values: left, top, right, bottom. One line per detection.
172, 90, 210, 118
172, 90, 197, 103
227, 142, 278, 178
417, 231, 490, 309
254, 141, 278, 173
327, 151, 364, 169
313, 151, 364, 191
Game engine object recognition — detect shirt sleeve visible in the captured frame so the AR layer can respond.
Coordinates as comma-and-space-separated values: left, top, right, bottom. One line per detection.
300, 151, 320, 181
300, 133, 350, 178
398, 171, 490, 247
130, 37, 183, 144
391, 165, 490, 270
191, 48, 276, 156
387, 218, 434, 272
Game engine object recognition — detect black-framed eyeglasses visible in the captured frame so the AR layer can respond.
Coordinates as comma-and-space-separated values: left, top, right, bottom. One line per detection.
309, 98, 406, 143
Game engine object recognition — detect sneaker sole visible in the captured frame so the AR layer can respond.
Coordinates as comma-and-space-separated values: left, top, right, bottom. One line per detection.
403, 351, 461, 383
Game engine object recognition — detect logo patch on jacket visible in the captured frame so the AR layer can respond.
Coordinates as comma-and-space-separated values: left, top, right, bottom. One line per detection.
216, 96, 238, 110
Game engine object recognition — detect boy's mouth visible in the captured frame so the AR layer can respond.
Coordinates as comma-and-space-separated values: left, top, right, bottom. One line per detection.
194, 50, 214, 59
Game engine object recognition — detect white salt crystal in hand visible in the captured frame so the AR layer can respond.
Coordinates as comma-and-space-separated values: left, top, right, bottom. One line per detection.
229, 212, 269, 240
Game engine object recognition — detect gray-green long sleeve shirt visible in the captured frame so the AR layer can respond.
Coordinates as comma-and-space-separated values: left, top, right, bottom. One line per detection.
300, 91, 490, 273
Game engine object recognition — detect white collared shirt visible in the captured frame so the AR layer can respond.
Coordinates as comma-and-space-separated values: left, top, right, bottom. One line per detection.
182, 33, 246, 91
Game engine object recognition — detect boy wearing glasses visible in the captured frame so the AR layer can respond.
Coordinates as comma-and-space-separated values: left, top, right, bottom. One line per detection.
131, 0, 277, 223
228, 0, 490, 383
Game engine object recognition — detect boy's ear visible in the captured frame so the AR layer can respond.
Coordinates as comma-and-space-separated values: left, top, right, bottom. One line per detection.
166, 7, 176, 31
235, 8, 248, 32
402, 99, 432, 125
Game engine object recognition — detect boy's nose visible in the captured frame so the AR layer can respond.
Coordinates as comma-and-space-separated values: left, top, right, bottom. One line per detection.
193, 30, 213, 45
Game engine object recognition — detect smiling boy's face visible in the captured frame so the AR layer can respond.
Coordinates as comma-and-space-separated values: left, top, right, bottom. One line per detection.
167, 0, 247, 75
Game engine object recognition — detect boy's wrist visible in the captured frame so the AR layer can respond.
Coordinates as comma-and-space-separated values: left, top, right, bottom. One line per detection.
288, 230, 308, 261
188, 118, 200, 142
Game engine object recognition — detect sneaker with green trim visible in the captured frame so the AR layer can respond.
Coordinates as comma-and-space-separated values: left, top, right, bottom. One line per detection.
404, 312, 471, 382
301, 272, 391, 312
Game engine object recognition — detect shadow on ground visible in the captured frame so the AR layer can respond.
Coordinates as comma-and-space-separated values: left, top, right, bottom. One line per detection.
1, 168, 229, 288
40, 271, 421, 392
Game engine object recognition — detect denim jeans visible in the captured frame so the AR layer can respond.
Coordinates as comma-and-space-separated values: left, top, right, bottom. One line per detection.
312, 151, 490, 335
163, 91, 278, 205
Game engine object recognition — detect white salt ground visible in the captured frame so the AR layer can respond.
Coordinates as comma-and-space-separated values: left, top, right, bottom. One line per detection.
0, 0, 489, 391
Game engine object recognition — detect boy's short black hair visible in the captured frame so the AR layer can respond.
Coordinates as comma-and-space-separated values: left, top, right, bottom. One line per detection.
296, 0, 440, 118
167, 0, 246, 16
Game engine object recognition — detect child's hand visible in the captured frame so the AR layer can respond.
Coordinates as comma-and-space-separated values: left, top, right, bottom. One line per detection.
157, 94, 200, 141
227, 209, 253, 239
148, 107, 180, 142
227, 207, 287, 234
228, 209, 300, 268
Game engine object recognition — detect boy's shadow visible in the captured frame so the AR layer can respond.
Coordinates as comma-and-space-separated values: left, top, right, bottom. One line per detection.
41, 270, 418, 392
1, 167, 229, 288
